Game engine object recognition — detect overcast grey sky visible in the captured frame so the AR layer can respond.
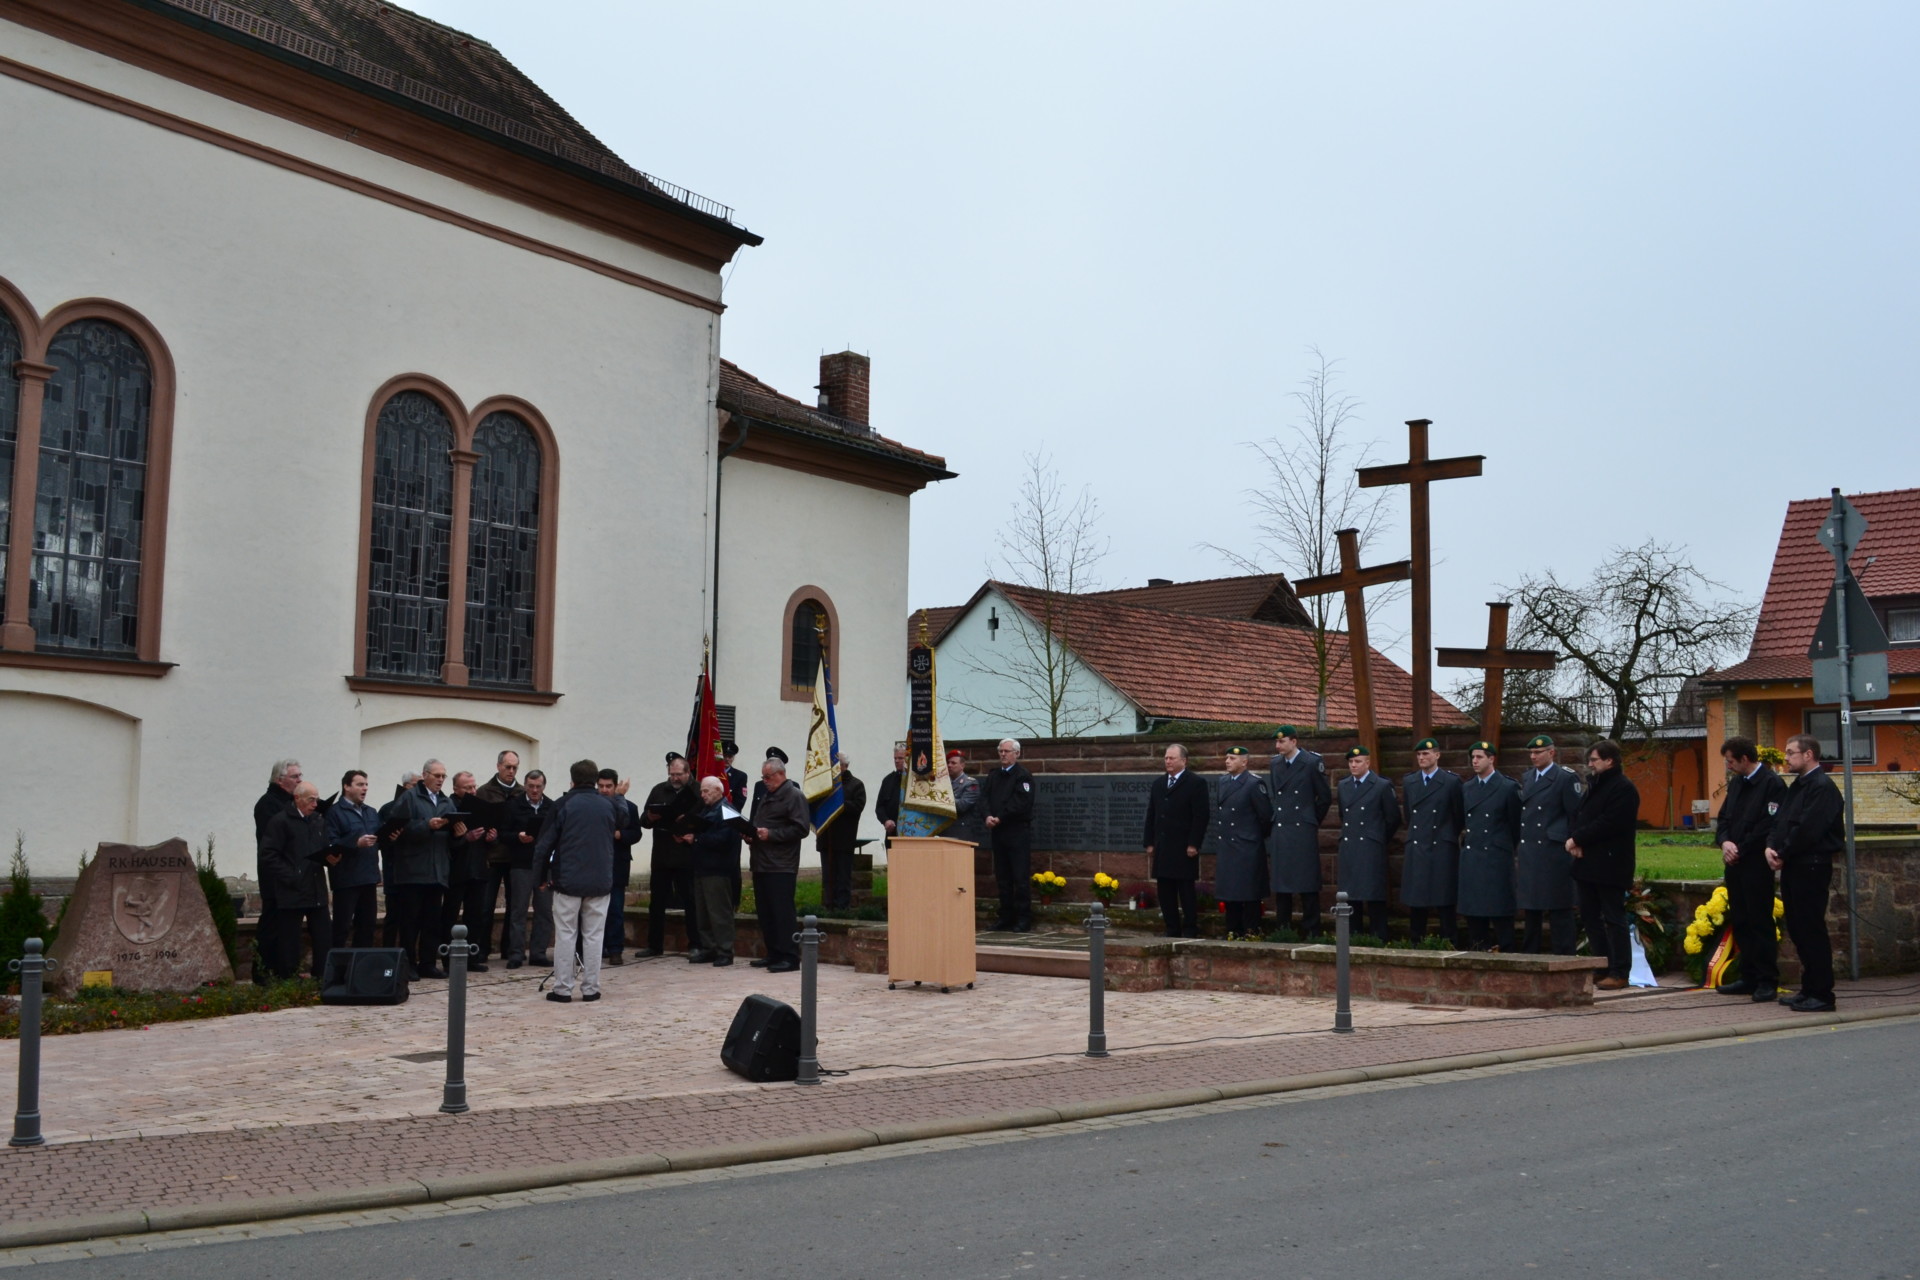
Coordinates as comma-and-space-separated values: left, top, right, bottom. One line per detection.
411, 1, 1916, 669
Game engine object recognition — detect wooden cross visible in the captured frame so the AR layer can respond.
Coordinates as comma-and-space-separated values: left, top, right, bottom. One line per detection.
1356, 419, 1485, 742
1294, 528, 1412, 756
1436, 601, 1557, 750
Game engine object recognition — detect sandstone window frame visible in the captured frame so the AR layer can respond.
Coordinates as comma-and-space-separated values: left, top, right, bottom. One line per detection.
780, 584, 840, 703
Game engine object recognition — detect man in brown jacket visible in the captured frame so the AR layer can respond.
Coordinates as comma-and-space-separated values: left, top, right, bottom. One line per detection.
749, 756, 811, 973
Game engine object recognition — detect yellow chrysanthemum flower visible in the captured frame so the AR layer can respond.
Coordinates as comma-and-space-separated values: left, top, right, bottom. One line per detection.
1773, 898, 1785, 919
1683, 934, 1704, 955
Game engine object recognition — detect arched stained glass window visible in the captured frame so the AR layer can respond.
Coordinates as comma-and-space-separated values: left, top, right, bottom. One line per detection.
465, 410, 541, 688
789, 597, 828, 688
0, 309, 19, 619
32, 320, 152, 654
365, 390, 454, 680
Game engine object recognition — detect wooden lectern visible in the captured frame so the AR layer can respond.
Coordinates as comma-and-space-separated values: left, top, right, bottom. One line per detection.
885, 837, 977, 992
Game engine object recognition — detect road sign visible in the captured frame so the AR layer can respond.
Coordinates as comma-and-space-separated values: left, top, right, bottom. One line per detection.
1812, 653, 1890, 705
1817, 492, 1868, 564
1808, 567, 1891, 659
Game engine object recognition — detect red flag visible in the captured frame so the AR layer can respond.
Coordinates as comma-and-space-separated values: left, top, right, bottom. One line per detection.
687, 653, 727, 783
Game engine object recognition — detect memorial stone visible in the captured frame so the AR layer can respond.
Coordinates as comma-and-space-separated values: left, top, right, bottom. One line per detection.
46, 839, 234, 996
1030, 774, 1228, 854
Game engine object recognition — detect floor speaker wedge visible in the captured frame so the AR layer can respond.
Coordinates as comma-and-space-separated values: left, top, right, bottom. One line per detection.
320, 947, 411, 1005
721, 993, 801, 1082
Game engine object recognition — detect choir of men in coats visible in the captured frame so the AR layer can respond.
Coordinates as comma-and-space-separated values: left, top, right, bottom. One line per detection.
1764, 733, 1845, 1012
1567, 738, 1640, 989
1458, 741, 1521, 952
1335, 744, 1400, 939
1267, 727, 1332, 935
1516, 734, 1584, 954
1712, 736, 1787, 1002
983, 739, 1036, 932
1399, 737, 1465, 942
1212, 747, 1271, 936
1143, 744, 1211, 937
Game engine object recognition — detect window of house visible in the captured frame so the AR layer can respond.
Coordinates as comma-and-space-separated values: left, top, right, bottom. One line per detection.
1888, 607, 1920, 644
1804, 710, 1874, 764
790, 598, 827, 686
779, 586, 839, 702
365, 390, 455, 681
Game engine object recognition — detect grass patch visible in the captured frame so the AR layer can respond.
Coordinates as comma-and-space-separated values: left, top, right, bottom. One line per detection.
1637, 830, 1722, 881
732, 870, 888, 921
2, 977, 320, 1038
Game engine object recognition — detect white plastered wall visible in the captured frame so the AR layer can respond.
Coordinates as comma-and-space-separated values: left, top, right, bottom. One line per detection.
933, 590, 1138, 741
0, 23, 723, 873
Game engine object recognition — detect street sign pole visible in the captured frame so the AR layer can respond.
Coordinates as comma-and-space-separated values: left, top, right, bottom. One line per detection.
1823, 489, 1862, 981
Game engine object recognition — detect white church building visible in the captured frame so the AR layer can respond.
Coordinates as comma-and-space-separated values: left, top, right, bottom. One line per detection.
0, 0, 949, 873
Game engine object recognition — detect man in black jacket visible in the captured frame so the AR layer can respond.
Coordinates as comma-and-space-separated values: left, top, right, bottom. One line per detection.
638, 755, 699, 958
1568, 739, 1640, 989
816, 753, 867, 909
1767, 733, 1845, 1011
1144, 744, 1211, 937
438, 771, 493, 973
510, 770, 553, 967
1715, 736, 1788, 1001
982, 738, 1036, 932
252, 758, 303, 985
258, 782, 332, 981
873, 744, 907, 839
601, 768, 645, 962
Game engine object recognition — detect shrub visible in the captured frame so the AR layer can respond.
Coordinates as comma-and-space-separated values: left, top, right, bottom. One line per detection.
195, 835, 240, 968
0, 834, 51, 989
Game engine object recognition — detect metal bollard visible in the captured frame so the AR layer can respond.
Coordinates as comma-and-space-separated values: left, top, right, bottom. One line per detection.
1086, 901, 1110, 1058
439, 924, 477, 1114
1332, 892, 1354, 1033
796, 915, 821, 1085
9, 938, 58, 1147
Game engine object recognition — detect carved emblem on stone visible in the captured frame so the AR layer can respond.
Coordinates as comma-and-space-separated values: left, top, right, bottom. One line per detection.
112, 872, 179, 944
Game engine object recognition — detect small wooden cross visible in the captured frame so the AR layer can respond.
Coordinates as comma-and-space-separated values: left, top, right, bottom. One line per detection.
1356, 419, 1485, 742
1294, 528, 1412, 756
1436, 601, 1557, 750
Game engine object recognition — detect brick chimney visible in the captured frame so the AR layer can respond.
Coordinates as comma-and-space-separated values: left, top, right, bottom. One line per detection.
817, 350, 870, 426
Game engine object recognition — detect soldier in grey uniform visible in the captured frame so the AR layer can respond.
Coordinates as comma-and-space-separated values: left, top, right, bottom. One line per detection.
1266, 726, 1331, 935
1516, 733, 1584, 954
1336, 744, 1399, 940
1399, 736, 1465, 943
1214, 747, 1272, 937
1458, 740, 1520, 951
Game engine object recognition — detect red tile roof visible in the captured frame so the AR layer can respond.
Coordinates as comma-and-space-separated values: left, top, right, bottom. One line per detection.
1085, 574, 1313, 627
984, 582, 1469, 729
1714, 487, 1920, 684
906, 606, 965, 649
717, 360, 951, 475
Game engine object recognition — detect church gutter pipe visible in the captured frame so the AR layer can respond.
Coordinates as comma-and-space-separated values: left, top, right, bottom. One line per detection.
710, 416, 751, 676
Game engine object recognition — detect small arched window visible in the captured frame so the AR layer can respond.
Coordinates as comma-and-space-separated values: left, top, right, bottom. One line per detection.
779, 585, 840, 702
365, 390, 456, 681
465, 410, 541, 688
33, 319, 153, 654
790, 597, 827, 687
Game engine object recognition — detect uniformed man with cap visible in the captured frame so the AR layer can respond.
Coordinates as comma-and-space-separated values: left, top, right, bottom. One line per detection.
1400, 737, 1465, 943
1214, 747, 1272, 937
1458, 740, 1521, 951
1517, 733, 1583, 954
1336, 744, 1399, 939
1267, 726, 1332, 935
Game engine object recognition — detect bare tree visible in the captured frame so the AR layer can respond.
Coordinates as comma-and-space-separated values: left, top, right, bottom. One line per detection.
948, 452, 1118, 738
1494, 541, 1756, 741
1204, 348, 1399, 727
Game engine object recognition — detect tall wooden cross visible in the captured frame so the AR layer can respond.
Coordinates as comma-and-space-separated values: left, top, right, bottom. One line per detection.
1356, 418, 1485, 741
1436, 601, 1557, 750
1294, 527, 1411, 756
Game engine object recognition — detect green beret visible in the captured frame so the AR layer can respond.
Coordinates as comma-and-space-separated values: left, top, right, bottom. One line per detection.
1274, 725, 1301, 740
1346, 744, 1371, 759
1225, 746, 1250, 757
1470, 740, 1497, 755
1413, 737, 1439, 752
1526, 734, 1555, 750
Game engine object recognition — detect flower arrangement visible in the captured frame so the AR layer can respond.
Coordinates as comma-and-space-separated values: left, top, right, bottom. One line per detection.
1757, 745, 1786, 768
1091, 872, 1120, 905
1682, 886, 1785, 985
1031, 870, 1067, 903
1625, 878, 1675, 971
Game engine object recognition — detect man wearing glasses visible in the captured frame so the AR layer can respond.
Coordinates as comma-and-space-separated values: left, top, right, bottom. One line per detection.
1766, 734, 1844, 1012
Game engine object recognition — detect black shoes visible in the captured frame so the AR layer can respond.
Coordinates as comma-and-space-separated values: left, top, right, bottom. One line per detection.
1752, 985, 1778, 1002
687, 950, 713, 964
583, 992, 602, 1003
1784, 994, 1836, 1012
1716, 980, 1757, 996
765, 960, 799, 973
528, 953, 552, 966
546, 991, 571, 1003
507, 958, 525, 970
604, 953, 626, 966
417, 965, 447, 980
711, 954, 734, 967
469, 961, 489, 973
750, 958, 772, 968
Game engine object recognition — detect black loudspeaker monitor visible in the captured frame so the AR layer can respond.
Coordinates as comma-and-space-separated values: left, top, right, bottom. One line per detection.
721, 994, 801, 1082
320, 948, 411, 1005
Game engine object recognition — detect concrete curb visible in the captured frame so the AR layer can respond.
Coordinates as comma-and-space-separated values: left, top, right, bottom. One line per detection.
5, 1001, 1916, 1250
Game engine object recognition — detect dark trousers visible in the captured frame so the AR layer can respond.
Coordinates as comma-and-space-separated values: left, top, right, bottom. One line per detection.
1157, 878, 1198, 936
1577, 881, 1633, 978
1465, 915, 1517, 952
1408, 906, 1457, 943
1523, 907, 1577, 955
606, 856, 633, 956
387, 883, 443, 969
646, 865, 695, 954
439, 876, 492, 959
821, 845, 854, 909
1726, 859, 1780, 988
258, 902, 330, 981
331, 884, 377, 951
694, 874, 736, 958
1274, 892, 1321, 936
754, 870, 799, 964
530, 885, 554, 959
1346, 899, 1388, 940
1781, 857, 1835, 1002
991, 827, 1032, 928
1223, 900, 1263, 937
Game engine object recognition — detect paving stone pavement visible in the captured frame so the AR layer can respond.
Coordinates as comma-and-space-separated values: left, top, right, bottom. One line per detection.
0, 960, 1914, 1227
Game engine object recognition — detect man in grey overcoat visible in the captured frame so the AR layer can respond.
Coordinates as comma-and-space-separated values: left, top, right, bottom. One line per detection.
1213, 747, 1271, 937
1516, 733, 1584, 954
1399, 736, 1465, 944
1266, 726, 1331, 936
1336, 744, 1399, 940
1459, 741, 1521, 951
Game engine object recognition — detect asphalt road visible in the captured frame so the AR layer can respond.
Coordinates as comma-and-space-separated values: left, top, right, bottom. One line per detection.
27, 1019, 1920, 1280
